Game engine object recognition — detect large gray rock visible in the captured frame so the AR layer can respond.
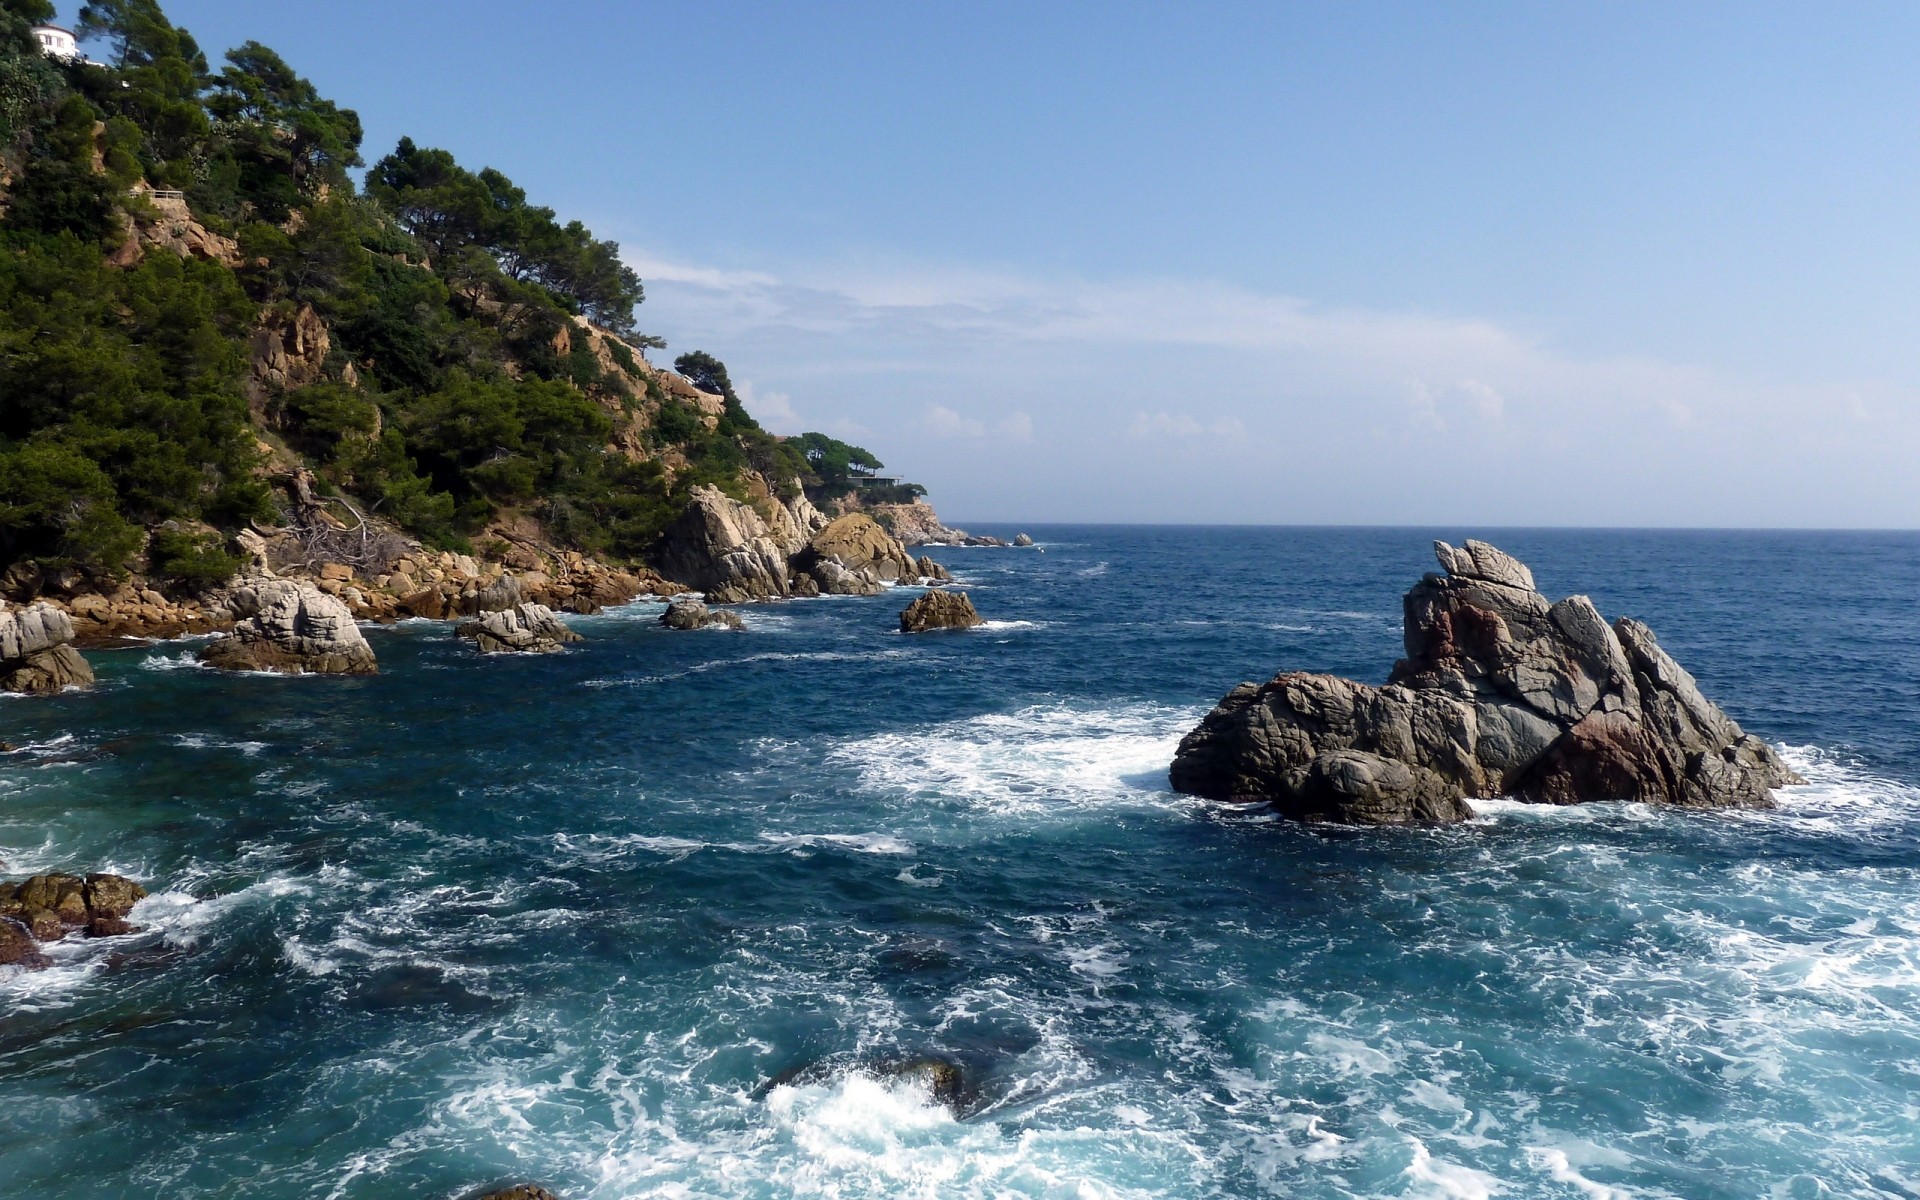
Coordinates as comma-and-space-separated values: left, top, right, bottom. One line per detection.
0, 602, 93, 694
456, 603, 582, 653
1170, 539, 1802, 825
808, 555, 885, 596
201, 578, 376, 675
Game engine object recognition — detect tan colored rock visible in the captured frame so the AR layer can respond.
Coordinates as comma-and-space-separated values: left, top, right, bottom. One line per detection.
900, 590, 984, 633
805, 514, 918, 583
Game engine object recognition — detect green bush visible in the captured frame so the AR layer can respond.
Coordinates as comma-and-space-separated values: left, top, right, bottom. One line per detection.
148, 526, 242, 588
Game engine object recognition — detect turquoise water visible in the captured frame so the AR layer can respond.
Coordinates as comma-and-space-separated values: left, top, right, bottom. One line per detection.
3, 527, 1920, 1199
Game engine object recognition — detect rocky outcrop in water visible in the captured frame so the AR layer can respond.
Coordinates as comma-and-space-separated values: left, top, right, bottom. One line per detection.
1170, 540, 1802, 825
0, 872, 148, 968
654, 485, 803, 603
660, 598, 744, 630
900, 590, 983, 633
456, 603, 583, 653
1012, 533, 1034, 547
201, 578, 376, 674
0, 602, 93, 694
458, 1186, 561, 1200
656, 488, 937, 604
802, 514, 918, 583
870, 501, 1009, 547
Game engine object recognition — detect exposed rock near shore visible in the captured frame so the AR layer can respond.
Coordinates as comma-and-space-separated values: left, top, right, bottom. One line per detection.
456, 603, 583, 653
661, 598, 744, 631
201, 579, 377, 675
0, 602, 93, 694
900, 590, 983, 633
1170, 540, 1802, 825
654, 486, 946, 603
0, 872, 148, 968
868, 501, 1009, 547
1012, 533, 1034, 547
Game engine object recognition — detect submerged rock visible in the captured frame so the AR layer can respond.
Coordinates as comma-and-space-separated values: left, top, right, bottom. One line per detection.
457, 1186, 561, 1200
201, 578, 376, 675
0, 601, 93, 694
899, 590, 983, 633
1170, 539, 1802, 825
755, 1052, 982, 1117
0, 872, 147, 968
456, 603, 582, 653
660, 598, 744, 631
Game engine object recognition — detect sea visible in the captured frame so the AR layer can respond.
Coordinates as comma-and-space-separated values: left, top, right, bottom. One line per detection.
3, 526, 1919, 1200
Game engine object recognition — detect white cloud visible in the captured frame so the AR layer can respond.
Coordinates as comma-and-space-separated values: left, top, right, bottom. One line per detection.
618, 244, 1920, 525
1127, 412, 1247, 439
923, 404, 985, 438
922, 405, 1032, 441
733, 380, 803, 434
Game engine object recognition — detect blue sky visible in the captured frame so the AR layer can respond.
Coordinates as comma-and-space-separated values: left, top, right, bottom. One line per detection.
86, 2, 1920, 525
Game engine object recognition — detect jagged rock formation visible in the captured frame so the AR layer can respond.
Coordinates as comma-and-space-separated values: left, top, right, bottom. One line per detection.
654, 485, 803, 603
0, 872, 148, 968
456, 603, 582, 653
660, 598, 744, 631
655, 488, 935, 603
201, 579, 376, 674
916, 556, 952, 583
870, 501, 1008, 547
1170, 540, 1802, 825
110, 185, 242, 269
0, 602, 94, 694
802, 514, 918, 583
250, 303, 335, 398
900, 590, 984, 633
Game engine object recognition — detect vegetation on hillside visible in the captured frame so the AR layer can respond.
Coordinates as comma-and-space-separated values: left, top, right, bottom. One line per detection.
0, 0, 916, 592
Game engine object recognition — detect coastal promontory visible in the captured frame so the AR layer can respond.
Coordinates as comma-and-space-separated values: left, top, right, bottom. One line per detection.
1170, 540, 1802, 824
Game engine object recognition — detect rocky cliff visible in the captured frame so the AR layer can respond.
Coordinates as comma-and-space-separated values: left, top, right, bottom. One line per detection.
0, 602, 93, 694
1170, 540, 1802, 825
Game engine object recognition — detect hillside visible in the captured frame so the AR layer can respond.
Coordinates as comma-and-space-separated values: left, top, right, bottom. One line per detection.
0, 0, 930, 620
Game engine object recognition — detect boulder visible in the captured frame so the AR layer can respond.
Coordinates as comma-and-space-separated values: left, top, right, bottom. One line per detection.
0, 601, 94, 694
1170, 539, 1802, 825
900, 590, 984, 633
1012, 533, 1034, 547
458, 1187, 561, 1200
914, 555, 952, 583
0, 872, 145, 967
201, 578, 376, 675
802, 514, 918, 583
660, 598, 744, 631
455, 603, 582, 654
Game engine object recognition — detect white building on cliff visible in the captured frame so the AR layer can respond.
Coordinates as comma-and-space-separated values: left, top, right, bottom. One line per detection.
30, 24, 81, 61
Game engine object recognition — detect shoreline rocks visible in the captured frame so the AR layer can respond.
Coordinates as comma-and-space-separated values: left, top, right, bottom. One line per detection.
0, 872, 148, 968
201, 579, 377, 675
900, 590, 983, 633
456, 603, 583, 653
0, 602, 93, 694
1170, 539, 1802, 825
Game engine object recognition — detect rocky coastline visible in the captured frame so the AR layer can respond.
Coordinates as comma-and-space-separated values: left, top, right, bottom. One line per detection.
1171, 539, 1803, 825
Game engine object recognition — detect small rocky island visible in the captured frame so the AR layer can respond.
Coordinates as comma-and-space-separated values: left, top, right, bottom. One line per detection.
1170, 540, 1802, 824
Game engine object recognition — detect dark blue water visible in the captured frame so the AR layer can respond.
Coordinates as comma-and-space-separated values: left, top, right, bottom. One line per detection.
4, 527, 1920, 1199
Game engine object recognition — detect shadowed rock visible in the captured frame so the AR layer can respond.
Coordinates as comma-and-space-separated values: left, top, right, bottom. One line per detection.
900, 590, 983, 633
660, 598, 744, 631
0, 872, 147, 968
1170, 539, 1802, 825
